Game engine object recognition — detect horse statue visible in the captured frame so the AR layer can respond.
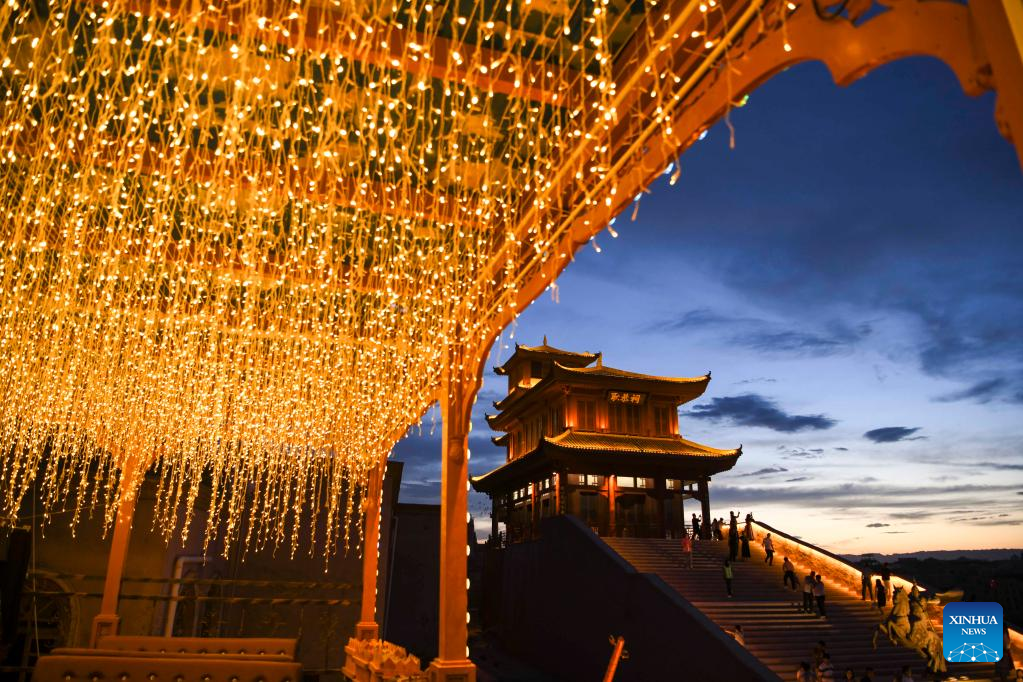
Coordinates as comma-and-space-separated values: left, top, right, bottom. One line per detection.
873, 586, 946, 674
873, 586, 910, 649
906, 589, 946, 673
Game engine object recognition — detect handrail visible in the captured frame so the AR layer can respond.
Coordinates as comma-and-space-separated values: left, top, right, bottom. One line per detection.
603, 636, 626, 682
748, 520, 915, 596
745, 519, 1023, 660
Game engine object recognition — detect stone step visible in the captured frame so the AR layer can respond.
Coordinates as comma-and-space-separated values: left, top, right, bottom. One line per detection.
603, 536, 997, 681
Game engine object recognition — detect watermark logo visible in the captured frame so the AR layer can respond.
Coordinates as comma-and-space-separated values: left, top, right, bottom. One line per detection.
943, 602, 1003, 663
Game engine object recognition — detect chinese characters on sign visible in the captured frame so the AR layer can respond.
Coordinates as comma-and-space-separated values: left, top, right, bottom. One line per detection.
608, 391, 646, 404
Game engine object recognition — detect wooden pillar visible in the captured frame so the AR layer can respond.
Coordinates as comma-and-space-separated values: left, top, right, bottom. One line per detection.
654, 477, 667, 538
530, 481, 538, 538
971, 0, 1023, 170
355, 461, 385, 640
428, 352, 478, 682
490, 496, 498, 545
554, 472, 562, 515
698, 478, 712, 540
90, 459, 139, 647
606, 475, 617, 537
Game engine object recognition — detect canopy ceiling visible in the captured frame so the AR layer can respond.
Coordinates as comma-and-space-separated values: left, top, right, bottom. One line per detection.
0, 0, 799, 552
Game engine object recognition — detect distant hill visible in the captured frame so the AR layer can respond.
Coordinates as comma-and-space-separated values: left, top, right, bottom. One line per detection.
843, 549, 1023, 562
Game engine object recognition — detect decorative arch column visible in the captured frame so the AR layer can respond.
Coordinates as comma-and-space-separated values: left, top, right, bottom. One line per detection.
89, 457, 145, 646
426, 339, 490, 682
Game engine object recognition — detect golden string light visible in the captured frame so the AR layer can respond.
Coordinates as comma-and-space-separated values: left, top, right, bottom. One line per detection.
0, 0, 790, 556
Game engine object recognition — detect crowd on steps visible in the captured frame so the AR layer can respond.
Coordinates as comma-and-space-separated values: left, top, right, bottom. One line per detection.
667, 511, 1020, 682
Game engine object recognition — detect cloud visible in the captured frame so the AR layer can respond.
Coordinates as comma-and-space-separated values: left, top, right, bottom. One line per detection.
777, 447, 825, 460
866, 523, 890, 528
976, 461, 1023, 471
709, 482, 1022, 510
863, 426, 924, 443
732, 321, 872, 357
735, 377, 777, 385
785, 476, 810, 482
738, 466, 788, 477
688, 394, 837, 432
646, 308, 871, 358
934, 378, 1008, 404
835, 447, 849, 452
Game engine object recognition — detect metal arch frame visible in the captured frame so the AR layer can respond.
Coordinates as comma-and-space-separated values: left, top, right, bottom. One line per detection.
416, 2, 1022, 678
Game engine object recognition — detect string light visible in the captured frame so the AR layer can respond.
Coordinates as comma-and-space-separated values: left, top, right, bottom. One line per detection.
0, 0, 782, 558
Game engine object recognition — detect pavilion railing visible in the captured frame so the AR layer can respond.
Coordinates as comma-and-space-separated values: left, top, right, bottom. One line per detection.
9, 571, 356, 681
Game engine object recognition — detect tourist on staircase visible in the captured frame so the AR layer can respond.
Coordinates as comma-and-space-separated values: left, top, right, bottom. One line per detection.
728, 523, 739, 562
812, 640, 828, 671
783, 556, 798, 590
880, 563, 892, 602
692, 513, 701, 540
744, 512, 755, 540
680, 532, 693, 568
875, 577, 886, 611
763, 532, 775, 565
741, 531, 751, 560
860, 566, 874, 601
858, 666, 875, 681
816, 653, 836, 681
813, 574, 827, 617
723, 559, 733, 597
796, 661, 813, 682
842, 668, 855, 681
803, 572, 816, 613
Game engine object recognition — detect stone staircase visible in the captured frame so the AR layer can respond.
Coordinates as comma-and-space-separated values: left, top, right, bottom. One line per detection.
604, 536, 999, 681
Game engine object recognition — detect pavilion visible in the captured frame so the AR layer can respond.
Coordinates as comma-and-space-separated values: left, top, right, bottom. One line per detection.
473, 341, 741, 541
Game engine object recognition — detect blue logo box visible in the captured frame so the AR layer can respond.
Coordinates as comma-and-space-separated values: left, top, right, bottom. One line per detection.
943, 602, 1003, 663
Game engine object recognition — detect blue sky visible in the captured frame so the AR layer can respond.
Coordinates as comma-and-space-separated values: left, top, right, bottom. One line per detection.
393, 56, 1023, 555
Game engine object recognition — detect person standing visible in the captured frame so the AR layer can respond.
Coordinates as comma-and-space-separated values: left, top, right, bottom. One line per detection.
723, 559, 733, 597
814, 574, 827, 617
812, 641, 828, 672
763, 532, 775, 565
692, 513, 701, 540
803, 572, 816, 613
796, 662, 812, 682
843, 669, 855, 681
728, 523, 739, 562
783, 556, 797, 590
860, 566, 873, 601
744, 512, 754, 540
897, 665, 913, 682
875, 578, 886, 611
817, 653, 836, 681
880, 563, 891, 602
740, 531, 751, 560
729, 510, 739, 537
859, 667, 875, 682
680, 532, 693, 569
